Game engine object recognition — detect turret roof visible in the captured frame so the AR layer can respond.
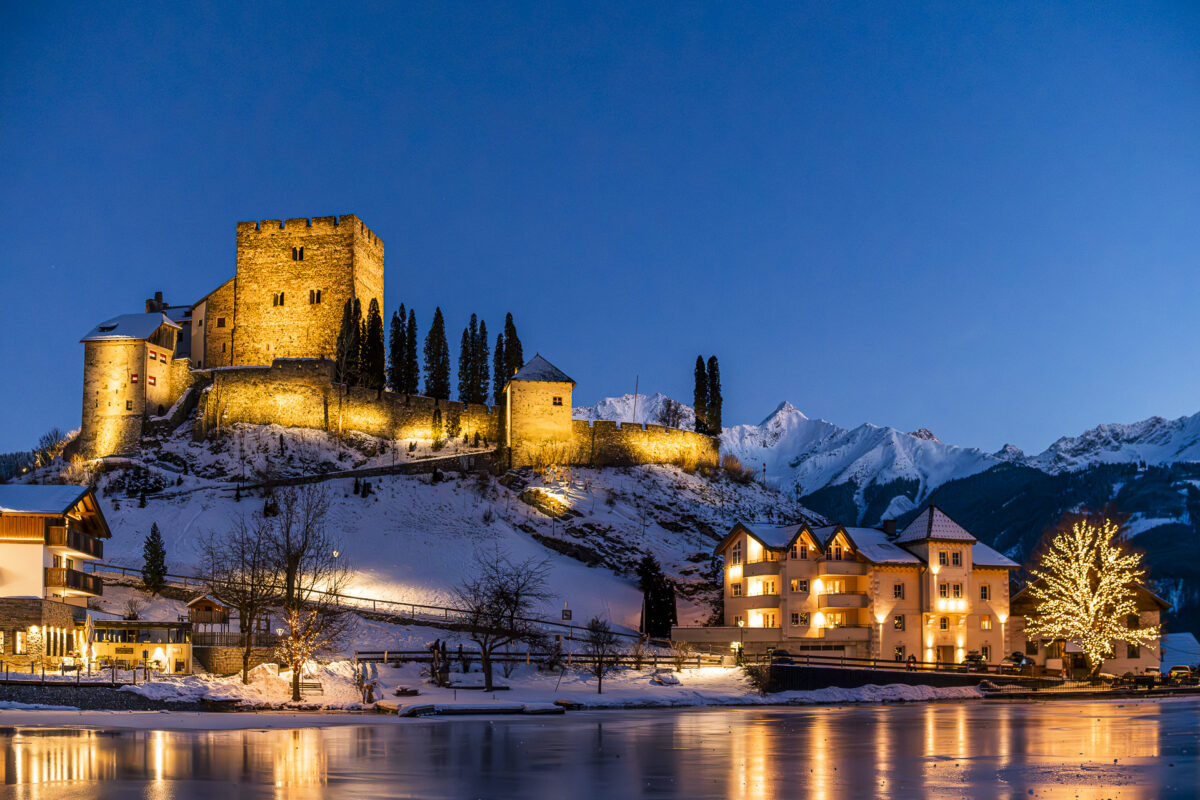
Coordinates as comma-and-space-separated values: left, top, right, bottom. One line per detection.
81, 313, 180, 343
895, 505, 977, 543
509, 354, 575, 385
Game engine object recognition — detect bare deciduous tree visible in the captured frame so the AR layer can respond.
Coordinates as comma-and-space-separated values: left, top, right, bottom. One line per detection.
201, 514, 282, 684
582, 616, 622, 694
455, 550, 552, 692
269, 484, 353, 701
122, 597, 146, 620
656, 398, 686, 429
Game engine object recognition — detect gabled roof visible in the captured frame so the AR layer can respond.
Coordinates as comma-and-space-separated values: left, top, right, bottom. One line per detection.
187, 594, 231, 609
896, 506, 977, 544
508, 354, 575, 386
715, 522, 815, 554
81, 313, 180, 343
0, 484, 90, 515
841, 527, 924, 565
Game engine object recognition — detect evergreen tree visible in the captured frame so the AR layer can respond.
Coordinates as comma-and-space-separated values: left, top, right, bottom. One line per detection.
693, 356, 709, 434
142, 522, 167, 597
457, 325, 473, 402
475, 320, 490, 405
423, 307, 451, 400
404, 309, 419, 394
502, 313, 523, 378
706, 355, 722, 435
635, 554, 677, 638
335, 299, 356, 384
388, 306, 405, 391
364, 298, 386, 392
493, 332, 506, 405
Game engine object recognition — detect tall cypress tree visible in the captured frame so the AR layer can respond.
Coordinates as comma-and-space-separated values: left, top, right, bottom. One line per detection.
693, 356, 709, 434
404, 309, 419, 394
636, 554, 677, 638
142, 522, 166, 597
502, 313, 523, 378
493, 332, 506, 405
424, 307, 451, 400
334, 299, 359, 385
364, 298, 386, 391
706, 355, 722, 435
476, 320, 490, 405
457, 325, 473, 402
388, 305, 405, 391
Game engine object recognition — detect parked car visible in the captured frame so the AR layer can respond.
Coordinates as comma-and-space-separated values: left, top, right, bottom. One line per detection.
961, 651, 987, 672
1167, 665, 1193, 685
767, 650, 795, 665
998, 653, 1031, 674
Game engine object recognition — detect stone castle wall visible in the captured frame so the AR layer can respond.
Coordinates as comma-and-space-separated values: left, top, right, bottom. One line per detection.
200, 277, 235, 368
199, 359, 500, 443
78, 340, 146, 457
571, 419, 719, 469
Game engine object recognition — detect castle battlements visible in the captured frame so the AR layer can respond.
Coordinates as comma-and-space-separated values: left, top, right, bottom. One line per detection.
235, 214, 383, 248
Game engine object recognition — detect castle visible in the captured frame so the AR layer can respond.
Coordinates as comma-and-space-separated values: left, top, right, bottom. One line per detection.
75, 214, 718, 470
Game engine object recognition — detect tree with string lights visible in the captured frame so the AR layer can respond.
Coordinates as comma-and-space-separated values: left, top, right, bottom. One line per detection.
1024, 518, 1159, 678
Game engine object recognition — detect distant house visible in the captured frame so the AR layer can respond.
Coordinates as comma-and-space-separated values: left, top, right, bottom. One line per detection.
1008, 582, 1169, 677
673, 506, 1018, 664
0, 484, 108, 665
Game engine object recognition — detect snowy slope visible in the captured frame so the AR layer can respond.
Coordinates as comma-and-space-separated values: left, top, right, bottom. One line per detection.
33, 422, 819, 632
573, 392, 695, 429
1027, 413, 1200, 474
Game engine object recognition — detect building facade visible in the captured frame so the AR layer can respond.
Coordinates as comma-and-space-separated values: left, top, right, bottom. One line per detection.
673, 506, 1018, 664
0, 485, 108, 667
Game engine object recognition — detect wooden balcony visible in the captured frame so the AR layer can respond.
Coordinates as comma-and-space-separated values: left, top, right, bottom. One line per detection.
818, 625, 870, 642
817, 592, 869, 609
189, 609, 231, 626
45, 526, 103, 559
818, 560, 867, 576
743, 559, 782, 578
44, 567, 102, 597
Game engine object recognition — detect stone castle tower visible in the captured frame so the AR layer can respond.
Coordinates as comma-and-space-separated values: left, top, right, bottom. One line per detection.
193, 215, 384, 368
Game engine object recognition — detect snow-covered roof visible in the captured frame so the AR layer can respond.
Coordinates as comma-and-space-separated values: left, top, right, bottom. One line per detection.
164, 306, 192, 324
896, 506, 977, 543
1162, 632, 1200, 670
738, 523, 806, 549
187, 594, 230, 608
81, 313, 180, 343
0, 484, 90, 515
971, 542, 1020, 569
841, 527, 923, 565
509, 354, 574, 385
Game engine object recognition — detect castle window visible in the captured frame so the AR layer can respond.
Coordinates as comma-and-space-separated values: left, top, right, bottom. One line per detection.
273, 292, 286, 307
131, 374, 138, 384
149, 351, 157, 361
126, 401, 133, 411
293, 246, 305, 260
299, 246, 304, 260
216, 318, 225, 328
148, 376, 156, 386
552, 396, 563, 406
980, 614, 992, 630
310, 289, 321, 304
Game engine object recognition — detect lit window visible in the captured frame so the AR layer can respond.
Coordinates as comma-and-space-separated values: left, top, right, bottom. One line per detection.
552, 396, 563, 406
939, 583, 949, 598
796, 612, 809, 626
790, 579, 808, 593
131, 374, 139, 384
980, 584, 990, 601
893, 614, 905, 631
893, 583, 904, 599
939, 617, 949, 631
149, 351, 157, 361
893, 645, 905, 662
980, 614, 992, 630
148, 376, 156, 386
15, 631, 25, 654
982, 645, 991, 662
951, 551, 961, 567
938, 551, 948, 566
730, 543, 741, 565
733, 615, 743, 626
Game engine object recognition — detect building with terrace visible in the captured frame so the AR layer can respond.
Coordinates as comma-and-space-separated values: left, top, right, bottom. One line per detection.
0, 485, 109, 667
673, 506, 1019, 664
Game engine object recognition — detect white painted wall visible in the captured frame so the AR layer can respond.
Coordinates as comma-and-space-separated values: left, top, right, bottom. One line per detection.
0, 543, 47, 598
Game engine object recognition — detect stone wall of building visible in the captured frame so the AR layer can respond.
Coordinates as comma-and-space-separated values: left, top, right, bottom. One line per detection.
504, 380, 574, 469
193, 645, 275, 675
225, 214, 384, 367
0, 598, 77, 669
78, 340, 146, 457
570, 419, 719, 469
199, 359, 500, 443
200, 277, 236, 368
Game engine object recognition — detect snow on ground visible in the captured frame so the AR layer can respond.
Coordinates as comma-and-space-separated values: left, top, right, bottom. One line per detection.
57, 422, 821, 633
115, 658, 983, 713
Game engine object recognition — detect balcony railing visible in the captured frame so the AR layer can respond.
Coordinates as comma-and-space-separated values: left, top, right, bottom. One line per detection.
193, 631, 281, 648
817, 560, 867, 576
817, 592, 869, 609
44, 567, 102, 596
818, 625, 870, 641
743, 560, 783, 577
45, 527, 103, 559
189, 609, 231, 626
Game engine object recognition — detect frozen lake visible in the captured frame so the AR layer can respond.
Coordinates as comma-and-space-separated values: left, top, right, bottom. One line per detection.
1, 698, 1198, 798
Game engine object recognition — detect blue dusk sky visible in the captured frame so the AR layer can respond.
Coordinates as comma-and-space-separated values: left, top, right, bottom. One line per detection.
1, 2, 1198, 454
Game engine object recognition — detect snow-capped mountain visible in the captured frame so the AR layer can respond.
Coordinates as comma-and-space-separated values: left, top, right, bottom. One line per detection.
1026, 413, 1200, 474
573, 393, 695, 430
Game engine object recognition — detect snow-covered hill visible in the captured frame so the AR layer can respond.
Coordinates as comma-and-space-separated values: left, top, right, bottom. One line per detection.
573, 392, 695, 430
30, 422, 819, 632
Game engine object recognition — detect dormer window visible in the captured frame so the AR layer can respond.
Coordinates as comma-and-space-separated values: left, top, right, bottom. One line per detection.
98, 323, 117, 332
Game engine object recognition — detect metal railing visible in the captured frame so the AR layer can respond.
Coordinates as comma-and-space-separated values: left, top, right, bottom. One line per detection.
45, 527, 103, 559
355, 649, 726, 669
193, 631, 280, 648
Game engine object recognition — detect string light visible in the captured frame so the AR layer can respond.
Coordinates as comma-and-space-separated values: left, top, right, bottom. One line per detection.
1024, 518, 1159, 677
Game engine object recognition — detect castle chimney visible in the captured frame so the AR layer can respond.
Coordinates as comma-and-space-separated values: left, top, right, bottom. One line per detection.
145, 291, 166, 313
882, 519, 897, 537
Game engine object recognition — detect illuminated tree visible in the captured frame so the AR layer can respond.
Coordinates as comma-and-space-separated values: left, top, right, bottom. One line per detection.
1024, 518, 1160, 678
